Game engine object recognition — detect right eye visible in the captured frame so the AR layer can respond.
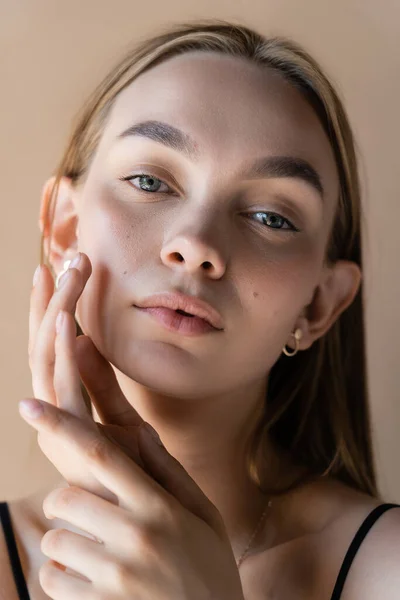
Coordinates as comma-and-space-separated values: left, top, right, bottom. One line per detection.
121, 172, 175, 195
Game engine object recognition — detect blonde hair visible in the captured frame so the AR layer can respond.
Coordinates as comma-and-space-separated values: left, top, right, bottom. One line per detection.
40, 18, 380, 500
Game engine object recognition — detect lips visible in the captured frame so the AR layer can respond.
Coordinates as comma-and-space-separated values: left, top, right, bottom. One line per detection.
134, 291, 224, 330
136, 306, 217, 335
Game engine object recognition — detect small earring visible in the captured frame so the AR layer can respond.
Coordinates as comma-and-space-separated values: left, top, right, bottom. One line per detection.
282, 328, 302, 357
55, 260, 72, 289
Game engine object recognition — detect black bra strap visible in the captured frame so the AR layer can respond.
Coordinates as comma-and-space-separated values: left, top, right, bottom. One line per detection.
0, 502, 31, 600
330, 503, 400, 600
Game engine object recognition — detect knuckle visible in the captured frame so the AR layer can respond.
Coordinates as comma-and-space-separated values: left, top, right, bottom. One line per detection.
84, 435, 112, 465
45, 356, 56, 372
46, 404, 64, 431
123, 513, 172, 558
153, 498, 179, 530
108, 561, 133, 589
124, 521, 152, 552
29, 342, 56, 372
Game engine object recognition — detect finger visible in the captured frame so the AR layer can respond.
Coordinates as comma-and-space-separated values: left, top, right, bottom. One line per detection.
54, 310, 92, 421
75, 335, 142, 427
28, 264, 54, 365
39, 559, 91, 600
18, 399, 167, 516
42, 486, 134, 558
41, 527, 106, 584
31, 266, 80, 406
30, 254, 92, 406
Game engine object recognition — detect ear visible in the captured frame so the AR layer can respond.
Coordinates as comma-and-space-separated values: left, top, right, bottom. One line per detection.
291, 260, 362, 351
39, 175, 80, 276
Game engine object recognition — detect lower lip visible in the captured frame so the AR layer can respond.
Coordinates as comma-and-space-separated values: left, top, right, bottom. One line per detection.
135, 307, 219, 335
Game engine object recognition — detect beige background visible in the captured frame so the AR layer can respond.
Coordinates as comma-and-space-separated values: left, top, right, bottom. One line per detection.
0, 1, 399, 502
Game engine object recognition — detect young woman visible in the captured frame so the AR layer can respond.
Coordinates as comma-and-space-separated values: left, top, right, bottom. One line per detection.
1, 18, 399, 600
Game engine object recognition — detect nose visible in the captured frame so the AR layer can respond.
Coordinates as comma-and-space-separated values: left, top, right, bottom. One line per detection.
160, 235, 226, 279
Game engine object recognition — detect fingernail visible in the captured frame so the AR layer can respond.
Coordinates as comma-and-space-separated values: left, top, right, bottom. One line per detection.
19, 398, 44, 419
57, 269, 71, 290
144, 423, 164, 446
33, 265, 42, 287
69, 253, 81, 269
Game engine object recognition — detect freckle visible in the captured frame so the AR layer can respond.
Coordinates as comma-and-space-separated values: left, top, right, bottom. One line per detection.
123, 271, 127, 275
253, 292, 259, 298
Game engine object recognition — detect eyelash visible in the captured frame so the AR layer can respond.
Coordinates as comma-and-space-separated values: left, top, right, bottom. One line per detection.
120, 172, 300, 233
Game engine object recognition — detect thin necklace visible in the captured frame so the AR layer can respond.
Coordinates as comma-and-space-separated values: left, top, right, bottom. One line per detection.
236, 499, 273, 569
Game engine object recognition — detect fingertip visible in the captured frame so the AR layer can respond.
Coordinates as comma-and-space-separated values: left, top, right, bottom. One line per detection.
19, 398, 44, 419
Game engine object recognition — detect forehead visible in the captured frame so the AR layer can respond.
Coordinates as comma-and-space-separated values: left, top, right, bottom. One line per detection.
101, 51, 339, 209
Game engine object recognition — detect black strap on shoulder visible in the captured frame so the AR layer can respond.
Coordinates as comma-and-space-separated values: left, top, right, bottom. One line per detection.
0, 501, 31, 600
330, 502, 400, 600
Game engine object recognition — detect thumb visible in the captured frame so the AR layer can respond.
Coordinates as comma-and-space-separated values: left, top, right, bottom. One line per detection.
138, 423, 223, 535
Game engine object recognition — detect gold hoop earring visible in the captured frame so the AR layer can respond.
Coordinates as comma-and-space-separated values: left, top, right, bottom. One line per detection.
55, 260, 72, 289
282, 328, 302, 357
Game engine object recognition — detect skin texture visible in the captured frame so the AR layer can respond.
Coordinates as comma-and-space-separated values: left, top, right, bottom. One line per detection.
37, 51, 362, 566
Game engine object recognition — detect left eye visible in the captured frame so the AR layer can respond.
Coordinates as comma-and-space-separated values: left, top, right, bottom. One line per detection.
122, 173, 174, 194
249, 211, 298, 231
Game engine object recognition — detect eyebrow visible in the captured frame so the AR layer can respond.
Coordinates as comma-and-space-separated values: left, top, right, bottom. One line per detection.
117, 119, 325, 201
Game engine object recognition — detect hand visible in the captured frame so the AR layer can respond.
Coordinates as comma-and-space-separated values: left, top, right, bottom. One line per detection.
18, 398, 245, 600
28, 252, 147, 503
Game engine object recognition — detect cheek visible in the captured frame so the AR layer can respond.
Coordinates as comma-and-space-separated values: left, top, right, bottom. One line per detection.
78, 184, 163, 270
74, 190, 162, 335
241, 238, 321, 344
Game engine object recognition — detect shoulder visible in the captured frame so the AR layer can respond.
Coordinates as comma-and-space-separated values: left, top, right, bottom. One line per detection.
340, 503, 400, 599
238, 477, 400, 600
314, 493, 400, 600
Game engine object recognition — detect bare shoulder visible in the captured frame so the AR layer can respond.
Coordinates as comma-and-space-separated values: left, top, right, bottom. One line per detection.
240, 477, 400, 600
313, 484, 400, 600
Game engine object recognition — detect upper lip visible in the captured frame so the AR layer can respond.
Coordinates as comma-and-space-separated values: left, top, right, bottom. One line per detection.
135, 291, 224, 330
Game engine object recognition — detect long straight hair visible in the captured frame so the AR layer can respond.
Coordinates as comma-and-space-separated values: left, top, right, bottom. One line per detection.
39, 18, 380, 500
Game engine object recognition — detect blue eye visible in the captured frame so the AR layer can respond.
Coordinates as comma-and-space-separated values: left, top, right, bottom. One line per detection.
248, 211, 299, 232
122, 173, 173, 195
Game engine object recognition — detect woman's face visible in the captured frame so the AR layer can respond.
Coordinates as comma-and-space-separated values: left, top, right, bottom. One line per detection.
67, 51, 340, 399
